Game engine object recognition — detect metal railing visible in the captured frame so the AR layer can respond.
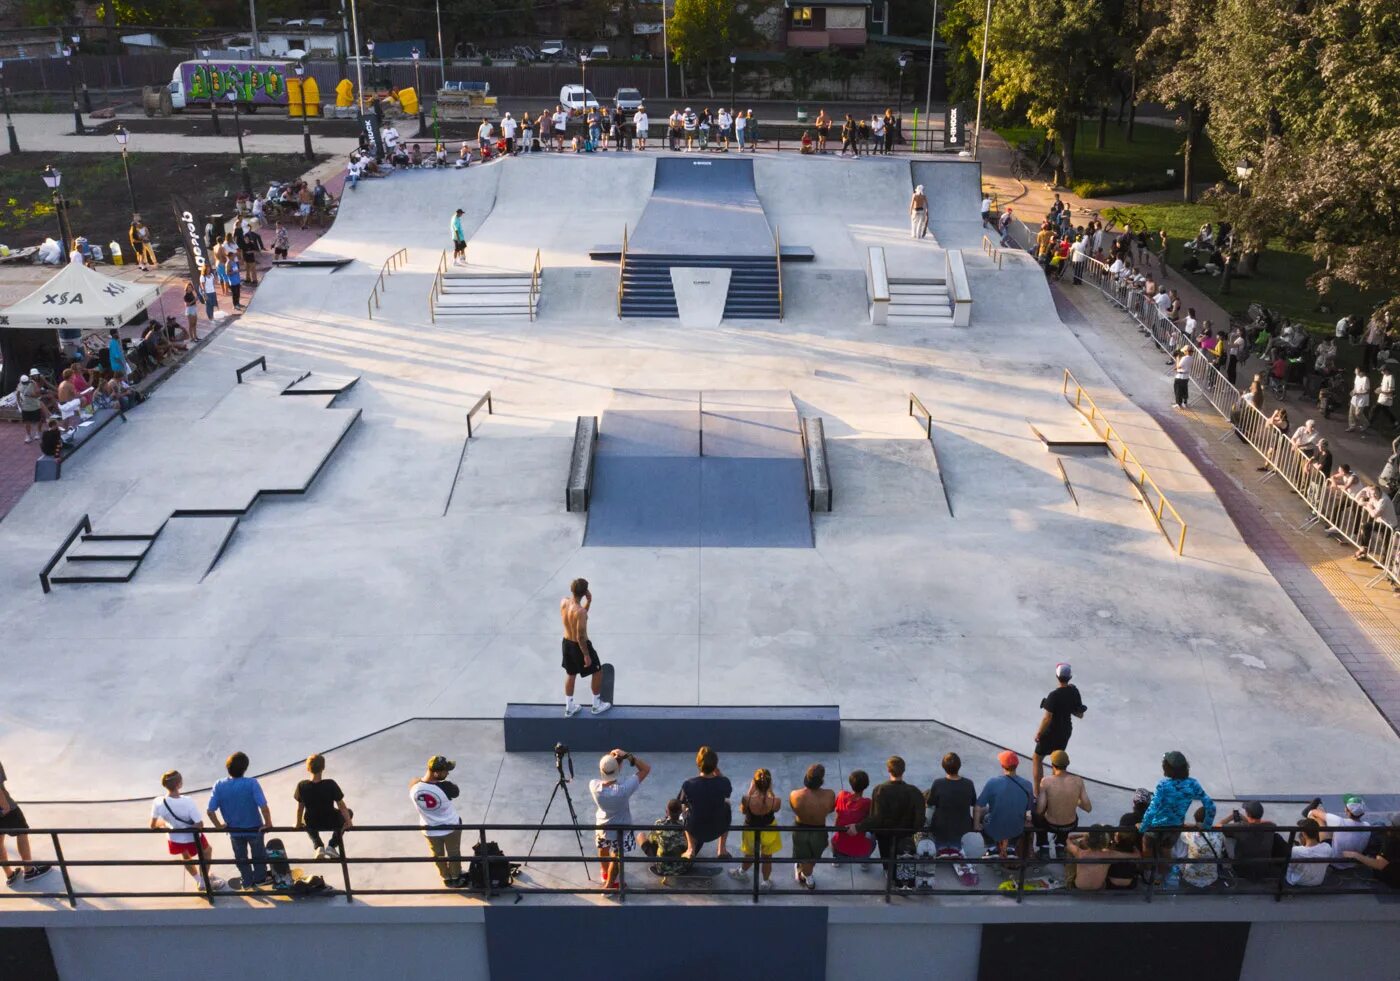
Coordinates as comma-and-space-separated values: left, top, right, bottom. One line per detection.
775, 225, 784, 320
617, 223, 628, 319
908, 393, 955, 517
367, 247, 409, 320
529, 249, 543, 322
1063, 369, 1189, 555
234, 356, 267, 383
428, 249, 448, 325
0, 819, 1380, 908
1066, 249, 1400, 588
40, 514, 91, 594
980, 233, 1006, 270
465, 391, 494, 439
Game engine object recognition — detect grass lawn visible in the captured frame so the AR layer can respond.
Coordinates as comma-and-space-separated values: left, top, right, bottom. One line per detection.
997, 118, 1225, 198
1097, 201, 1389, 334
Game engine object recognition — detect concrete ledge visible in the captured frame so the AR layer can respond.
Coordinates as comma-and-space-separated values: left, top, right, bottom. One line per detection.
867, 247, 889, 326
566, 415, 598, 512
504, 704, 840, 752
946, 250, 972, 327
803, 417, 832, 512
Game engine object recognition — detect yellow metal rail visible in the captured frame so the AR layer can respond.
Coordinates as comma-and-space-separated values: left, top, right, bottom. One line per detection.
617, 224, 628, 319
367, 247, 409, 319
1062, 368, 1188, 555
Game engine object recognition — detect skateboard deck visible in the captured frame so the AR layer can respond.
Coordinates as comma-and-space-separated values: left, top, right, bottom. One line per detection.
598, 662, 615, 704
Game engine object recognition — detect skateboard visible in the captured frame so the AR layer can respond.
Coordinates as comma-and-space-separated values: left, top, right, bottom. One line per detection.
598, 662, 615, 705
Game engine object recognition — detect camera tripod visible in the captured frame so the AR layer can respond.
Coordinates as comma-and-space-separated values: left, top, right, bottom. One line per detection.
525, 744, 592, 880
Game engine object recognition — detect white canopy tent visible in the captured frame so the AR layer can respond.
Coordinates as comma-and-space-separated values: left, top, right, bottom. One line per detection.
0, 262, 159, 331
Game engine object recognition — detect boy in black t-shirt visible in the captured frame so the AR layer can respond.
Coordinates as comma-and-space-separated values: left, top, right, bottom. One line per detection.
294, 754, 352, 859
1034, 662, 1087, 794
916, 752, 979, 888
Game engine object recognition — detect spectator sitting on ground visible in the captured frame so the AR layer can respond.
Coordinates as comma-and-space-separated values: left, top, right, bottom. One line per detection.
849, 756, 926, 888
976, 750, 1034, 862
1033, 750, 1091, 856
1342, 815, 1400, 887
150, 769, 223, 891
800, 131, 815, 154
1176, 805, 1226, 888
1139, 751, 1214, 879
677, 746, 733, 861
645, 799, 689, 880
1303, 794, 1374, 869
1221, 800, 1288, 882
38, 417, 63, 459
1065, 826, 1120, 891
1286, 818, 1333, 887
409, 144, 423, 167
831, 770, 875, 869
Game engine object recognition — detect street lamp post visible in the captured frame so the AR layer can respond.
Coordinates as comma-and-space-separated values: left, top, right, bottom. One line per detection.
1221, 159, 1253, 296
367, 39, 376, 72
71, 35, 92, 113
924, 0, 940, 152
411, 47, 426, 136
971, 0, 992, 159
294, 65, 314, 161
895, 53, 908, 151
728, 53, 736, 114
580, 52, 589, 110
0, 60, 19, 154
41, 165, 70, 254
61, 43, 85, 135
202, 50, 222, 136
435, 0, 446, 79
226, 91, 252, 196
114, 124, 137, 215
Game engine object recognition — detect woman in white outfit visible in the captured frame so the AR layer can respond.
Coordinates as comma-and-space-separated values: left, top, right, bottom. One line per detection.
1348, 366, 1372, 432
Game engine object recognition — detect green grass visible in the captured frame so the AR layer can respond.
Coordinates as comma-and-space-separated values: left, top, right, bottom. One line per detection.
1099, 201, 1389, 333
997, 118, 1225, 198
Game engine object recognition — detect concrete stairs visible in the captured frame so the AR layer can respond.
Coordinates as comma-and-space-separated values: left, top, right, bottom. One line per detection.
620, 254, 780, 320
433, 270, 539, 320
887, 277, 955, 328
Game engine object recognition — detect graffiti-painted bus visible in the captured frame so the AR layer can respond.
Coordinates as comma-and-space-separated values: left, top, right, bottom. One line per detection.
169, 60, 293, 111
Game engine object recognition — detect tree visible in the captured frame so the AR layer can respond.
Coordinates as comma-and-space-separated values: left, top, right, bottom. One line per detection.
668, 0, 761, 98
1138, 0, 1215, 200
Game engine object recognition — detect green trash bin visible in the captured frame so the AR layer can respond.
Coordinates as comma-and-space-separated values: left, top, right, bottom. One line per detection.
796, 107, 808, 123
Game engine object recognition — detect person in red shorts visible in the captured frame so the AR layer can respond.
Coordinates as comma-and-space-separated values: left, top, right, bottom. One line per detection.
150, 770, 224, 891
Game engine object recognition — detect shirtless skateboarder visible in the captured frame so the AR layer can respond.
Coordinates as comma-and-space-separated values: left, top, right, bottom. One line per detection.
562, 578, 611, 718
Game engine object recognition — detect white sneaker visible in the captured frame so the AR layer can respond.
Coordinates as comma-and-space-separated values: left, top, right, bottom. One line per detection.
591, 700, 612, 715
314, 846, 326, 860
805, 871, 817, 890
727, 867, 749, 881
565, 701, 581, 717
323, 845, 339, 859
761, 878, 774, 891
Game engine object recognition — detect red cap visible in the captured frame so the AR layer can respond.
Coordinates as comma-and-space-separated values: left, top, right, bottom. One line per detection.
998, 750, 1020, 769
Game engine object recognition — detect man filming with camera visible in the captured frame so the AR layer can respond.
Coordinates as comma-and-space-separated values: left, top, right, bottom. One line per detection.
589, 748, 651, 892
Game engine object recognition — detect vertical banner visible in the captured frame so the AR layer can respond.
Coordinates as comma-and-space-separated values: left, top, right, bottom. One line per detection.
944, 103, 968, 149
372, 100, 386, 161
170, 197, 207, 283
361, 109, 384, 161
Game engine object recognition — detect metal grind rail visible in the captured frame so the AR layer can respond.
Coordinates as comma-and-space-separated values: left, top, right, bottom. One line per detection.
1062, 369, 1188, 555
428, 249, 448, 324
367, 247, 409, 320
0, 821, 1378, 908
908, 393, 955, 517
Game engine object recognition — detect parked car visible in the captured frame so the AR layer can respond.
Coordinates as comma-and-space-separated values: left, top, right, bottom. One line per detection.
540, 39, 565, 59
560, 84, 600, 114
589, 44, 611, 59
614, 88, 644, 111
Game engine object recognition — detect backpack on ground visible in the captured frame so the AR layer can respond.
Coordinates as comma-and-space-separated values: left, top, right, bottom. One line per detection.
467, 840, 520, 889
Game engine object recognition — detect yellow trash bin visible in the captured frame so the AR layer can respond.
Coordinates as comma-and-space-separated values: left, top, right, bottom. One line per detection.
304, 77, 322, 116
398, 86, 418, 116
109, 241, 124, 265
287, 76, 304, 116
335, 78, 354, 108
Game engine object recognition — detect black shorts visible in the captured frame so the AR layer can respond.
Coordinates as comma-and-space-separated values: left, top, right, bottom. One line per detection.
1034, 736, 1069, 757
0, 805, 29, 835
561, 638, 601, 677
453, 238, 466, 254
20, 408, 40, 423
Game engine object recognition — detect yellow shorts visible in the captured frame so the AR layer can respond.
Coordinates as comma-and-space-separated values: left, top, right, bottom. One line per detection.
741, 828, 782, 857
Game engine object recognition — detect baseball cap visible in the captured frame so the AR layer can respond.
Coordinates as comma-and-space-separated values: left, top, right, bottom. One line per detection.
1048, 750, 1069, 769
1343, 794, 1366, 816
997, 749, 1019, 769
1242, 800, 1264, 820
426, 755, 455, 773
1055, 662, 1072, 680
28, 368, 39, 377
599, 754, 622, 780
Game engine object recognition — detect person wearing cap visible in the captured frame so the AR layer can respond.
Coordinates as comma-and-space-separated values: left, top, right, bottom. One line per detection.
1221, 800, 1287, 882
1032, 750, 1091, 856
1304, 795, 1374, 868
410, 756, 467, 888
589, 748, 651, 891
451, 209, 466, 265
975, 750, 1035, 862
1033, 662, 1086, 795
1138, 751, 1214, 880
14, 370, 43, 443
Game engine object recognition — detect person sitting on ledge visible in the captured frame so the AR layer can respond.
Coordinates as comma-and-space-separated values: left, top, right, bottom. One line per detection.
1138, 751, 1214, 882
1065, 825, 1119, 891
678, 745, 733, 862
645, 799, 689, 879
1221, 800, 1288, 882
976, 750, 1034, 863
1286, 818, 1332, 887
800, 131, 815, 154
1341, 815, 1400, 888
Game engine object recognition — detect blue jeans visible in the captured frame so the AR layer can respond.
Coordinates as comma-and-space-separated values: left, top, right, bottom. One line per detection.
204, 293, 216, 320
590, 125, 601, 145
230, 833, 268, 884
349, 170, 359, 189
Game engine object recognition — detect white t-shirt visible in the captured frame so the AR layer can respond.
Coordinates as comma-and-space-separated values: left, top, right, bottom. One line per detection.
981, 197, 992, 215
410, 779, 460, 836
69, 248, 84, 265
590, 774, 640, 827
478, 121, 494, 141
1336, 317, 1349, 339
634, 111, 648, 132
872, 116, 885, 135
383, 127, 400, 148
1323, 813, 1372, 865
501, 117, 518, 138
1175, 353, 1192, 380
1286, 841, 1333, 885
152, 794, 203, 844
1184, 315, 1198, 337
1154, 291, 1171, 313
734, 114, 745, 132
553, 111, 567, 132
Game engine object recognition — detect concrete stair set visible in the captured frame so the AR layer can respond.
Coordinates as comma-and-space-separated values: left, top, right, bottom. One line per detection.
432, 269, 540, 319
621, 254, 780, 319
887, 275, 955, 328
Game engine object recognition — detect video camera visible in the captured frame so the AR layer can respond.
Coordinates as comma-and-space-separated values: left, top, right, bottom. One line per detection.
553, 742, 574, 781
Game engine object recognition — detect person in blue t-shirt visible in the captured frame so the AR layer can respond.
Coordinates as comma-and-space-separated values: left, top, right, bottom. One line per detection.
976, 750, 1035, 860
206, 751, 272, 888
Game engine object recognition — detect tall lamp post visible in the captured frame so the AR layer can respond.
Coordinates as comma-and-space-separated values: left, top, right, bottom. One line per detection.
924, 0, 940, 152
1220, 158, 1252, 296
226, 91, 252, 196
61, 42, 85, 135
411, 47, 426, 136
728, 53, 736, 113
434, 0, 446, 79
294, 64, 314, 161
41, 165, 70, 254
114, 124, 137, 215
580, 52, 589, 109
202, 50, 222, 136
0, 60, 19, 154
71, 34, 92, 113
971, 0, 992, 159
895, 53, 908, 151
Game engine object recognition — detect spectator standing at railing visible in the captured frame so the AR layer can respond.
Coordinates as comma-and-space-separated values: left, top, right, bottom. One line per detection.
975, 751, 1034, 863
732, 769, 781, 890
1138, 751, 1214, 882
206, 752, 272, 889
410, 755, 467, 889
1172, 346, 1193, 410
788, 764, 836, 890
0, 759, 52, 885
1070, 235, 1086, 284
150, 770, 224, 892
1348, 367, 1372, 432
1351, 485, 1396, 560
1035, 223, 1054, 267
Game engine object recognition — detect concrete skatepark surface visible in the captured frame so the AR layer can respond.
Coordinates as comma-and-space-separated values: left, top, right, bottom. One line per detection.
0, 152, 1396, 814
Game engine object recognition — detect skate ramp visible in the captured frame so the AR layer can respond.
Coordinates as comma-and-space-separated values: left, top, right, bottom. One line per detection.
584, 389, 812, 547
629, 157, 774, 258
912, 159, 986, 249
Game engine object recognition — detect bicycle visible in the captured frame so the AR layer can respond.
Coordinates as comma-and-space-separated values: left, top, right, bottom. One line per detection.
1010, 140, 1059, 182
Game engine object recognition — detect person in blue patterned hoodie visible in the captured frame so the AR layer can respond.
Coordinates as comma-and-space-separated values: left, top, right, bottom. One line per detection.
1139, 750, 1215, 882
